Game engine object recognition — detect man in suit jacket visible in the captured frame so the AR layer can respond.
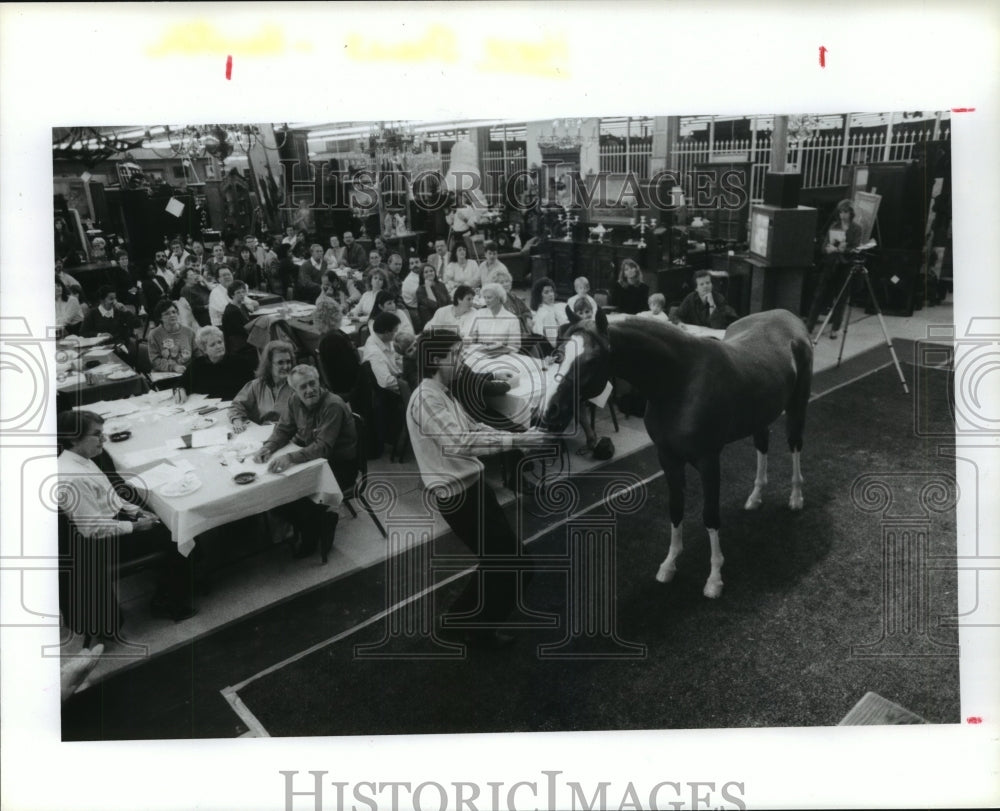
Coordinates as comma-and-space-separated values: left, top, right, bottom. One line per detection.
673, 270, 737, 330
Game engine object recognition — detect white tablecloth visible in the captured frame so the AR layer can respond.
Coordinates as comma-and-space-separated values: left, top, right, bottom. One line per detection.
463, 348, 560, 429
94, 400, 342, 556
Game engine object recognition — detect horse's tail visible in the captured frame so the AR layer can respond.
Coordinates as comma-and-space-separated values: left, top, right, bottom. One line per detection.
785, 332, 813, 452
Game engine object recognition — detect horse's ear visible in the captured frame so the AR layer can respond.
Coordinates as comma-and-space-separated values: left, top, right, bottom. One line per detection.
595, 306, 609, 336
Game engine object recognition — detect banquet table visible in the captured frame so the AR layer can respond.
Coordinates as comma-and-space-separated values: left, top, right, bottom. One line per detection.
85, 390, 342, 557
244, 302, 360, 353
55, 336, 149, 408
462, 347, 561, 429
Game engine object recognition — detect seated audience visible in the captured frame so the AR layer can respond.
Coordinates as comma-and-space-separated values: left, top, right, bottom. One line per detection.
468, 282, 522, 351
148, 299, 196, 374
295, 244, 327, 301
112, 249, 142, 310
371, 290, 415, 337
181, 268, 212, 327
317, 269, 353, 311
638, 292, 673, 324
209, 267, 235, 327
230, 339, 296, 431
205, 242, 235, 278
611, 258, 650, 315
423, 284, 476, 336
416, 262, 451, 327
235, 245, 263, 290
166, 239, 190, 275
272, 243, 297, 297
488, 266, 532, 336
341, 230, 368, 271
442, 243, 480, 294
252, 365, 358, 563
316, 298, 360, 399
566, 276, 598, 320
673, 269, 737, 330
428, 238, 449, 281
185, 325, 254, 400
350, 269, 388, 321
323, 235, 344, 269
222, 279, 254, 356
81, 285, 140, 342
55, 278, 84, 334
56, 410, 195, 625
477, 241, 509, 289
530, 276, 568, 352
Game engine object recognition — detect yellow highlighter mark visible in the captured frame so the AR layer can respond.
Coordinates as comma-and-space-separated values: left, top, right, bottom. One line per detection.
147, 20, 291, 57
478, 34, 570, 78
345, 24, 459, 64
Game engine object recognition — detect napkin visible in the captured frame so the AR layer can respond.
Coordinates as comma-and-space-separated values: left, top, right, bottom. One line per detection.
126, 463, 182, 492
190, 425, 230, 448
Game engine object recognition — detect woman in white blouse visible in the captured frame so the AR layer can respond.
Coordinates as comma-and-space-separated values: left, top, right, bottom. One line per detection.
530, 276, 568, 352
323, 235, 344, 269
350, 269, 387, 321
442, 243, 480, 294
55, 277, 83, 334
422, 284, 476, 336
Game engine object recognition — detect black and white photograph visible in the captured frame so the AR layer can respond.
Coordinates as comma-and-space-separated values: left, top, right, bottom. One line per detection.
2, 4, 998, 811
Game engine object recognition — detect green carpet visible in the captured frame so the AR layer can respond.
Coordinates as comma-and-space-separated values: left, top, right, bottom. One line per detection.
235, 362, 959, 735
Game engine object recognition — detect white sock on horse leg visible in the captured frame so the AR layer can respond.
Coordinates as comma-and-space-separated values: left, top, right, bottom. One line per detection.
703, 528, 724, 599
744, 450, 768, 510
656, 524, 684, 583
789, 450, 804, 511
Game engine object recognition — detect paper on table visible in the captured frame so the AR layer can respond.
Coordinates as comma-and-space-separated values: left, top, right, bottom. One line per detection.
171, 458, 196, 473
190, 425, 230, 448
165, 437, 188, 450
125, 463, 183, 492
118, 446, 180, 469
149, 371, 184, 382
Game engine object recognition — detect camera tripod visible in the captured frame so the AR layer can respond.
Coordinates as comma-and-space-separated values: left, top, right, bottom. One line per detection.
813, 250, 910, 394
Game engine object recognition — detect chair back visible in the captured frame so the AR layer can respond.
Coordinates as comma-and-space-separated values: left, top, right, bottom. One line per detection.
135, 340, 153, 374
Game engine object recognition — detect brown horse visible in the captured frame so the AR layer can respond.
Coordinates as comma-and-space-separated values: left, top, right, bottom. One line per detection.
540, 310, 813, 598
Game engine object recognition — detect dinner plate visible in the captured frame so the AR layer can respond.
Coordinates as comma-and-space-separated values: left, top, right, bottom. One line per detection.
159, 476, 202, 498
106, 370, 136, 380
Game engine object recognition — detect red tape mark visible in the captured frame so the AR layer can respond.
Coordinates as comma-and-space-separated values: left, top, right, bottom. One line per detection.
951, 107, 975, 113
226, 55, 233, 80
819, 46, 827, 68
966, 716, 983, 724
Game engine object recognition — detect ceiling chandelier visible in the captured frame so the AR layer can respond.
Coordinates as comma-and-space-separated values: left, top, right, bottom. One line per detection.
356, 121, 424, 166
162, 124, 279, 163
52, 127, 149, 168
537, 118, 585, 150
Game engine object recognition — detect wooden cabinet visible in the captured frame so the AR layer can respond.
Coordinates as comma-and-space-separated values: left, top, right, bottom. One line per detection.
535, 240, 645, 297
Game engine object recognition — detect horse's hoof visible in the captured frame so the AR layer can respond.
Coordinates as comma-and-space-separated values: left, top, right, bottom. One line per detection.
703, 580, 723, 599
655, 566, 675, 584
789, 494, 804, 511
744, 495, 763, 510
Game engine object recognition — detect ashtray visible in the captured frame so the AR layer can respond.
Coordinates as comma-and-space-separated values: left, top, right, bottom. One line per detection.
233, 471, 257, 485
109, 430, 132, 442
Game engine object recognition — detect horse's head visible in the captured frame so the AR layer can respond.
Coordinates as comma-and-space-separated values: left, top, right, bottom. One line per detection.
539, 319, 612, 434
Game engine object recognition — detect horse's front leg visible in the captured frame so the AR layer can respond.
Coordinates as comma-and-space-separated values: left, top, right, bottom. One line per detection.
789, 450, 804, 511
698, 454, 724, 599
744, 429, 769, 510
656, 452, 685, 584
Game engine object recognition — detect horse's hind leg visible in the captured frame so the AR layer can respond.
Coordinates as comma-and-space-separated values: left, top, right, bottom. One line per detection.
785, 351, 811, 511
656, 452, 685, 584
698, 454, 725, 599
744, 429, 769, 510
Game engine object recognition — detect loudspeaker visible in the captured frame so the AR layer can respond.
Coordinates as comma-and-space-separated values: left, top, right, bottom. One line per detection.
763, 172, 802, 209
